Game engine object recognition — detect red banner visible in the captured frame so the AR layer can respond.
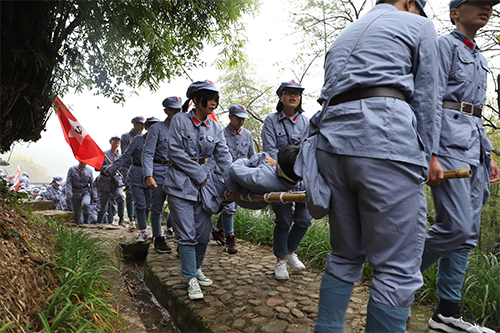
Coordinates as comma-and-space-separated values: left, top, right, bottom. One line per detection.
53, 97, 105, 170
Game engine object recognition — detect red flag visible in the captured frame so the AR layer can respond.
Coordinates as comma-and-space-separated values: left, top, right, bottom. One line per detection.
53, 97, 105, 169
13, 166, 20, 191
208, 112, 218, 122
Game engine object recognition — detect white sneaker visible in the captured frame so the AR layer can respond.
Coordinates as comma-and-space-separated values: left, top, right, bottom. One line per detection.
286, 252, 305, 271
274, 259, 289, 280
136, 231, 148, 242
188, 277, 203, 300
165, 227, 175, 239
429, 309, 497, 333
196, 269, 213, 286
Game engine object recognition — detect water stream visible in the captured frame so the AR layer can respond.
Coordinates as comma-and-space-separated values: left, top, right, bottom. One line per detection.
121, 258, 180, 333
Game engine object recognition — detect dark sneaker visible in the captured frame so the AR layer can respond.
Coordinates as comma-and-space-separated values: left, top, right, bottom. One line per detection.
212, 228, 226, 246
154, 236, 172, 254
429, 308, 497, 333
118, 218, 126, 227
225, 234, 238, 254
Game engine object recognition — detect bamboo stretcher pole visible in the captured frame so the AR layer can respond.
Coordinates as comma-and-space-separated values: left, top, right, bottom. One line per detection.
226, 191, 306, 203
225, 169, 472, 204
442, 169, 472, 180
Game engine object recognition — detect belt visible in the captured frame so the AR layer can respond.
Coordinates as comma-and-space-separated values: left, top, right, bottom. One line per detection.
191, 157, 206, 165
75, 185, 89, 189
153, 159, 172, 166
132, 162, 142, 167
443, 101, 482, 118
328, 87, 406, 106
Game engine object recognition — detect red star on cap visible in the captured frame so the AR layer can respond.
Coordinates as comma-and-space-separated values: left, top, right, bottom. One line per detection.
175, 98, 178, 102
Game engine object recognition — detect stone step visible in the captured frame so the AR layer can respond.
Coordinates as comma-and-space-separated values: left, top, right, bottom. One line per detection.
22, 199, 55, 211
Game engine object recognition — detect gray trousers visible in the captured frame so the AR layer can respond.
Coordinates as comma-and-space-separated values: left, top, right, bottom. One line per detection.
318, 151, 427, 307
168, 194, 212, 246
426, 155, 486, 256
71, 193, 91, 225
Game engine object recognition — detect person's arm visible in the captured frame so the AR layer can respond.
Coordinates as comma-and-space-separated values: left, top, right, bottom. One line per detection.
142, 125, 159, 189
409, 20, 439, 184
229, 154, 269, 192
65, 168, 73, 199
261, 115, 279, 160
246, 130, 256, 159
106, 137, 137, 175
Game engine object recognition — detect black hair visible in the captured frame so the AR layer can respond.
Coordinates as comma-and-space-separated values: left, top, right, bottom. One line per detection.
376, 0, 399, 4
276, 90, 304, 114
182, 89, 220, 112
277, 145, 301, 182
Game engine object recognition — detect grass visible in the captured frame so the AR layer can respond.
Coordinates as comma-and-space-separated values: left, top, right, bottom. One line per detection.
32, 222, 126, 332
231, 206, 500, 330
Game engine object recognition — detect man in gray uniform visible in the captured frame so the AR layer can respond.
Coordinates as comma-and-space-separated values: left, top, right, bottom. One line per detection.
94, 136, 126, 225
65, 161, 96, 225
20, 172, 30, 186
212, 104, 255, 254
120, 116, 145, 224
312, 1, 438, 332
142, 96, 182, 253
423, 1, 500, 332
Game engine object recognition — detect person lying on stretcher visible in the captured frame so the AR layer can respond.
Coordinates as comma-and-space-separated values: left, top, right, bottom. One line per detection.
228, 145, 303, 209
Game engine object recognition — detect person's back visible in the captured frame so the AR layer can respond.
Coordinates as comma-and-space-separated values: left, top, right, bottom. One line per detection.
315, 2, 438, 169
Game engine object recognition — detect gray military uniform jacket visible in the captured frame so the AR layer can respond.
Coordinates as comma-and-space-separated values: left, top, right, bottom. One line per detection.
107, 134, 148, 189
432, 29, 493, 166
224, 125, 255, 161
65, 165, 95, 199
142, 119, 171, 186
262, 111, 309, 160
165, 111, 232, 202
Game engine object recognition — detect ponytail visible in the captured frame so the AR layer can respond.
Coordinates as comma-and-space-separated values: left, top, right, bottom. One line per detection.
182, 99, 191, 112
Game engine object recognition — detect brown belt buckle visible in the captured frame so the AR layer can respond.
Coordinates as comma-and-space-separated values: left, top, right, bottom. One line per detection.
460, 102, 474, 116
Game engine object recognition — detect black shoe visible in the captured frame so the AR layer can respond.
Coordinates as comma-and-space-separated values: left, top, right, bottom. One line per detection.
225, 234, 238, 254
212, 228, 226, 246
154, 237, 172, 254
429, 307, 496, 333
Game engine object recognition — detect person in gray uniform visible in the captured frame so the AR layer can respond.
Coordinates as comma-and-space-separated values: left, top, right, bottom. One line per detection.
312, 1, 438, 332
229, 145, 302, 201
94, 136, 126, 225
165, 80, 232, 300
142, 96, 183, 253
261, 80, 312, 281
42, 176, 65, 210
65, 161, 96, 225
20, 172, 30, 187
423, 1, 500, 332
105, 117, 160, 242
120, 116, 145, 224
211, 104, 255, 254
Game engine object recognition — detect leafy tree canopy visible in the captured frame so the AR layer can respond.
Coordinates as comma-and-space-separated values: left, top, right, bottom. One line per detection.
0, 0, 259, 153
